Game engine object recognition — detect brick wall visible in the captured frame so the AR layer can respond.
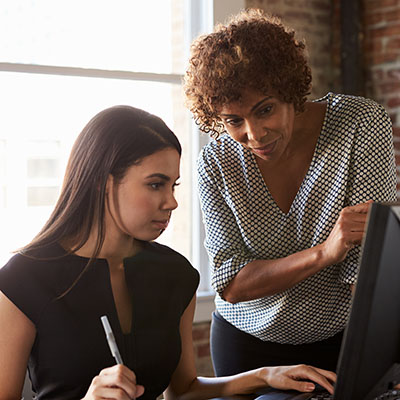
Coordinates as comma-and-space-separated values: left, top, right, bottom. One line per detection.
193, 322, 214, 376
246, 0, 333, 99
363, 0, 400, 196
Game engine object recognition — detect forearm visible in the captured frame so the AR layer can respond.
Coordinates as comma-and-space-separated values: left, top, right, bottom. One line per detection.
223, 243, 328, 303
169, 368, 268, 400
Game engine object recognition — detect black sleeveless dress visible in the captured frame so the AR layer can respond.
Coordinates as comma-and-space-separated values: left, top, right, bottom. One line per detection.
0, 241, 199, 399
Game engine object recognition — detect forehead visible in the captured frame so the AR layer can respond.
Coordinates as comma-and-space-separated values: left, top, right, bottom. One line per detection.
219, 89, 275, 115
125, 148, 180, 178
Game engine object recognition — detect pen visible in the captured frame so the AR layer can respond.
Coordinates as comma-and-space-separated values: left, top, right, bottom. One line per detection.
101, 315, 124, 365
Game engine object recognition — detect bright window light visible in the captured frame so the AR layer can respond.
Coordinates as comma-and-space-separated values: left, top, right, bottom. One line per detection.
0, 1, 192, 267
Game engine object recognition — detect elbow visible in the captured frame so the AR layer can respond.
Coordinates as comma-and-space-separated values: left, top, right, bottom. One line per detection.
221, 285, 241, 304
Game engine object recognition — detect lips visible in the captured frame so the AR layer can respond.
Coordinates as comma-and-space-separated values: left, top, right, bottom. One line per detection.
251, 141, 277, 157
152, 219, 169, 230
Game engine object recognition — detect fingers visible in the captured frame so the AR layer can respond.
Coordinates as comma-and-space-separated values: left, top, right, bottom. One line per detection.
297, 365, 336, 394
339, 202, 373, 247
311, 366, 337, 383
284, 364, 336, 395
85, 365, 145, 400
265, 365, 337, 395
345, 200, 373, 214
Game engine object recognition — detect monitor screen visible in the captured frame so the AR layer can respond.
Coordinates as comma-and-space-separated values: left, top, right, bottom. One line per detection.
334, 202, 400, 400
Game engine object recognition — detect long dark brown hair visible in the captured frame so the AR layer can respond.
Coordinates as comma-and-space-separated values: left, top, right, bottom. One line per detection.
21, 105, 181, 292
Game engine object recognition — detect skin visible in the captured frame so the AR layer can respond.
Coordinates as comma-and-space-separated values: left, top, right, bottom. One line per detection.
0, 147, 338, 399
218, 89, 370, 302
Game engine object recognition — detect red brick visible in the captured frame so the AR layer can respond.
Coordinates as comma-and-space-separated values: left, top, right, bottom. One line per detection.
365, 0, 400, 12
315, 14, 331, 25
364, 38, 383, 54
196, 343, 210, 358
310, 0, 331, 11
192, 325, 210, 341
371, 68, 385, 81
369, 25, 400, 38
369, 52, 399, 65
387, 68, 400, 81
384, 8, 400, 23
386, 37, 400, 51
365, 12, 385, 26
284, 11, 315, 24
393, 126, 400, 138
379, 81, 400, 94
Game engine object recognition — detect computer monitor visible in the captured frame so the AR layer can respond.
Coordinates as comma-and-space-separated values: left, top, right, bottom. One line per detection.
334, 202, 400, 400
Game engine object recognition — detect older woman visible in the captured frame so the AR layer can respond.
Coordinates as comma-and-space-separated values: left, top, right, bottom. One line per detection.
184, 9, 397, 376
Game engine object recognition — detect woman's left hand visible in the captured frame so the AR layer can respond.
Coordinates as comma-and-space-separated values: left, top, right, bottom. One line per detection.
263, 364, 336, 394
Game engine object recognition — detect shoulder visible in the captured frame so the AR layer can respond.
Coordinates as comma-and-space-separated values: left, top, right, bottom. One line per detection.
198, 135, 250, 183
135, 241, 199, 283
0, 250, 51, 281
0, 244, 69, 324
0, 243, 68, 278
125, 242, 200, 307
199, 135, 244, 165
322, 93, 389, 122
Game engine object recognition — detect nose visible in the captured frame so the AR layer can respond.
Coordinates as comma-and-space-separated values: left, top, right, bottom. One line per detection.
164, 190, 178, 212
245, 120, 265, 142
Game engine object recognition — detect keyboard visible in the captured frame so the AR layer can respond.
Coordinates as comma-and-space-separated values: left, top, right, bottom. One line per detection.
308, 389, 400, 399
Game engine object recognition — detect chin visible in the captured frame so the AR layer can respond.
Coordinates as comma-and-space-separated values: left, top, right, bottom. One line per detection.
141, 230, 164, 242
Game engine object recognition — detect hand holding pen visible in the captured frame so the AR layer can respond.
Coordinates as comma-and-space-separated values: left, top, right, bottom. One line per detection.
81, 316, 144, 400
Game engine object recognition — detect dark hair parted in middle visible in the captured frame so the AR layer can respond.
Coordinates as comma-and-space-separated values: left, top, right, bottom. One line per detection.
23, 105, 181, 258
183, 8, 312, 137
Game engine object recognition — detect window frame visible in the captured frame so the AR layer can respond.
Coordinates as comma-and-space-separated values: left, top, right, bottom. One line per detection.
0, 0, 246, 323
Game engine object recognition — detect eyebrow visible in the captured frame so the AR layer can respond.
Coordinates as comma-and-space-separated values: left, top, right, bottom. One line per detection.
146, 173, 171, 180
220, 96, 273, 117
145, 173, 180, 181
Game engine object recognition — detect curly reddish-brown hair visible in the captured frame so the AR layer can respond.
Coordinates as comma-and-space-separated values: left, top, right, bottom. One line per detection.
183, 8, 312, 137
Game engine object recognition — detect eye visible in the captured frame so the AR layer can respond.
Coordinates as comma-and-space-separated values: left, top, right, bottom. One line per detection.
258, 105, 273, 116
224, 117, 243, 127
149, 182, 164, 190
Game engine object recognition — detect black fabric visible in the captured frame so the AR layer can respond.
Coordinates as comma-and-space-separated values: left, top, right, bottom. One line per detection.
0, 242, 199, 400
210, 311, 343, 377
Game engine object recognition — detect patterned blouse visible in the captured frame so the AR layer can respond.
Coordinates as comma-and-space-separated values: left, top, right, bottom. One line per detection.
197, 93, 397, 345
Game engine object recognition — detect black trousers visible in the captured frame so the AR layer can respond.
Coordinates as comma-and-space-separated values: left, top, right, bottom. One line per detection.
210, 310, 343, 376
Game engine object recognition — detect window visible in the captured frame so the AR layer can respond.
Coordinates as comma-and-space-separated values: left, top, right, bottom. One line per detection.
0, 0, 246, 321
0, 0, 193, 267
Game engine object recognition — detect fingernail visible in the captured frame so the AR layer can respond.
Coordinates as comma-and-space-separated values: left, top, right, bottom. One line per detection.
305, 383, 315, 391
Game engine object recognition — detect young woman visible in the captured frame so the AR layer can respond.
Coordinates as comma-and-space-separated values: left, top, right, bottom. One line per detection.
0, 105, 336, 399
183, 9, 397, 376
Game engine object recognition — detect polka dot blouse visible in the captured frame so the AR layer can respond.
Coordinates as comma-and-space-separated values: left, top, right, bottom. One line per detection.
197, 93, 397, 344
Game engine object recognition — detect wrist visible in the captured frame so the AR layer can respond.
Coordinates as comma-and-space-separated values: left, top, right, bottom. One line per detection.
256, 367, 271, 387
314, 242, 334, 268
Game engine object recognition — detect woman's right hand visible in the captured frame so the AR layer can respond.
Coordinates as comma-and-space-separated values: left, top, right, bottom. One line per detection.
82, 364, 145, 400
263, 364, 336, 394
320, 201, 372, 265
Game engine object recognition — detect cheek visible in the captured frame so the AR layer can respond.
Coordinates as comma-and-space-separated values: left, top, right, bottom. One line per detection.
121, 197, 150, 220
226, 128, 245, 143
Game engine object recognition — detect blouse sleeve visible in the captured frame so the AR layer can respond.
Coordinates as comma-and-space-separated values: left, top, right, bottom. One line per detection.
197, 148, 256, 297
340, 102, 397, 284
0, 254, 51, 325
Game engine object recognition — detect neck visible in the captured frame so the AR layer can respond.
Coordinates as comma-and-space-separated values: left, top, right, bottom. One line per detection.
63, 226, 143, 266
287, 101, 326, 155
